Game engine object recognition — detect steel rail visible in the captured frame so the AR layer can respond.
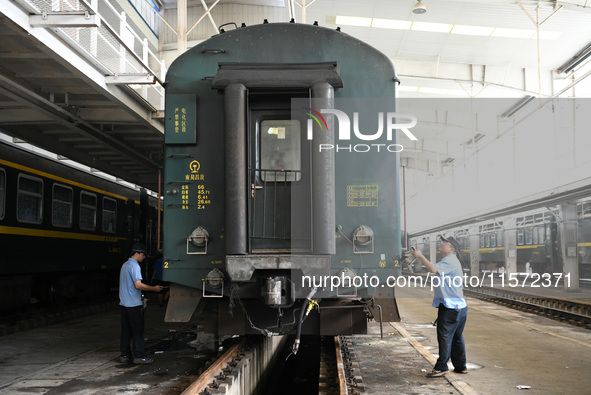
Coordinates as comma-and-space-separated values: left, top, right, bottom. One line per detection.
181, 339, 245, 395
464, 288, 591, 329
335, 336, 349, 395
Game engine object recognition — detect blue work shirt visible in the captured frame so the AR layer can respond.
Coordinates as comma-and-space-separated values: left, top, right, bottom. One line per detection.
432, 254, 467, 310
119, 257, 143, 307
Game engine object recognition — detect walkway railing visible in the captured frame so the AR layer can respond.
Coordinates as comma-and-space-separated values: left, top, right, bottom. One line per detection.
15, 0, 166, 111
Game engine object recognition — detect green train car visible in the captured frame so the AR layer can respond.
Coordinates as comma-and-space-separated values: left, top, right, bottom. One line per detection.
579, 207, 591, 278
163, 22, 405, 340
0, 140, 159, 309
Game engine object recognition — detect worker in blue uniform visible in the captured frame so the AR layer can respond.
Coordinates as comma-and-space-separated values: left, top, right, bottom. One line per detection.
119, 243, 163, 365
411, 236, 468, 377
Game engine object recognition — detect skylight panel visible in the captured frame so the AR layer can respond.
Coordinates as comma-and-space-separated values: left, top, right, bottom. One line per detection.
335, 16, 372, 27
451, 25, 494, 37
411, 21, 453, 33
492, 28, 535, 39
330, 16, 562, 40
372, 18, 412, 30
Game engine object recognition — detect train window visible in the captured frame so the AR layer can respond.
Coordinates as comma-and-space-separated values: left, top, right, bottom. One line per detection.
491, 233, 496, 248
17, 174, 43, 224
539, 227, 545, 243
485, 234, 490, 248
497, 231, 503, 246
517, 229, 524, 245
533, 227, 539, 245
80, 191, 97, 231
52, 184, 73, 228
102, 197, 117, 233
480, 235, 485, 248
0, 169, 4, 220
260, 120, 301, 182
525, 228, 533, 244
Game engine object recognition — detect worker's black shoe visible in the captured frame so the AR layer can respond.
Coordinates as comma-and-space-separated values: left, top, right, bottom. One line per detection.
119, 355, 132, 364
133, 357, 154, 365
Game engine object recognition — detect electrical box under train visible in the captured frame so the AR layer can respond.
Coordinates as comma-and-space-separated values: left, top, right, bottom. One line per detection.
162, 22, 406, 338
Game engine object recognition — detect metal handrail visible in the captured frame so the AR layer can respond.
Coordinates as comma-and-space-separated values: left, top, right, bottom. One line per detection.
15, 0, 166, 111
251, 168, 303, 241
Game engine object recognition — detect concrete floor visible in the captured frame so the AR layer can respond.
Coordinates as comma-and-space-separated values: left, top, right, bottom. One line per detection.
2, 286, 590, 394
390, 285, 591, 394
349, 328, 463, 394
0, 298, 215, 395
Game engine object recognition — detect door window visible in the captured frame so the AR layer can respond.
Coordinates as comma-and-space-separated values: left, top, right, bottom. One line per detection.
260, 120, 301, 182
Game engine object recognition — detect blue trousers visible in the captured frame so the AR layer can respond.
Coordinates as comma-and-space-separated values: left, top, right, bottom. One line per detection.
120, 306, 146, 358
435, 304, 467, 372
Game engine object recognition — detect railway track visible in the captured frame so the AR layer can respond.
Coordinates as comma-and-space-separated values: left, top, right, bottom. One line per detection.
401, 271, 591, 329
181, 335, 365, 395
0, 293, 119, 336
464, 286, 591, 329
181, 335, 290, 395
332, 336, 365, 395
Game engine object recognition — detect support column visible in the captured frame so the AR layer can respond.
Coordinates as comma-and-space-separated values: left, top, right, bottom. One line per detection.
177, 0, 187, 55
504, 218, 517, 277
311, 82, 335, 255
469, 225, 480, 276
559, 203, 579, 291
224, 84, 247, 254
429, 236, 437, 265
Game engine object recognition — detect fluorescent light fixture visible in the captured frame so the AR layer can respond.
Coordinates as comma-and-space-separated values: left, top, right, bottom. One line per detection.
331, 15, 561, 40
411, 21, 452, 33
398, 85, 420, 92
502, 95, 535, 118
465, 133, 485, 146
451, 25, 494, 36
372, 18, 411, 30
557, 42, 591, 74
335, 15, 371, 27
492, 28, 535, 39
447, 89, 466, 96
418, 87, 449, 95
398, 85, 467, 96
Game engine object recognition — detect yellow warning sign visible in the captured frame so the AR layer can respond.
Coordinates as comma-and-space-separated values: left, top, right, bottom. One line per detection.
347, 185, 379, 207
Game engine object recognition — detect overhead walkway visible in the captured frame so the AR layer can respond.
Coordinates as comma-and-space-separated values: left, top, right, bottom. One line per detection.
1, 0, 166, 191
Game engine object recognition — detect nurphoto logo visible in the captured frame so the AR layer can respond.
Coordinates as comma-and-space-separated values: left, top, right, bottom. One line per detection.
304, 109, 418, 153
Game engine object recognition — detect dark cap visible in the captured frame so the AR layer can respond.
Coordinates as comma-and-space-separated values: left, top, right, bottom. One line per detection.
131, 243, 148, 254
440, 236, 460, 252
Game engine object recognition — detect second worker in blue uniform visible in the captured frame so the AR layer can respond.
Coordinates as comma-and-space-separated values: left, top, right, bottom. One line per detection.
412, 236, 468, 377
